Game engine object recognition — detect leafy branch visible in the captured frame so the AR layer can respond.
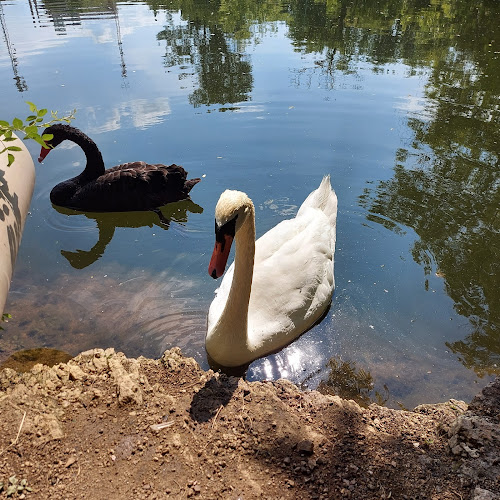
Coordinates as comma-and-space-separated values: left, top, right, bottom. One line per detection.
0, 102, 76, 167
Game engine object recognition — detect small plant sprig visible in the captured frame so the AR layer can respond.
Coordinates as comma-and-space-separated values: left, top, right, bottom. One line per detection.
0, 102, 76, 167
0, 312, 11, 331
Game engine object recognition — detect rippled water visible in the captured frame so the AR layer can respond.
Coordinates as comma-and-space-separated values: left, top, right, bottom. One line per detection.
0, 0, 498, 409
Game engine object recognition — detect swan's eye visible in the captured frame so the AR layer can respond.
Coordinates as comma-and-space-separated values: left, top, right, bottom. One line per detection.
215, 215, 237, 249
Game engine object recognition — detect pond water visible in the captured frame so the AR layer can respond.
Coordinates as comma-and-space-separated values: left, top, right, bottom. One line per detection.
0, 0, 498, 409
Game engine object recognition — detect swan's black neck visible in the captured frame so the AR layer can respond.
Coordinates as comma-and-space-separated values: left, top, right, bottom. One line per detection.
57, 125, 105, 179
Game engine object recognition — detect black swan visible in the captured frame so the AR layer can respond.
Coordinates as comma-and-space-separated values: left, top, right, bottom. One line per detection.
38, 124, 201, 212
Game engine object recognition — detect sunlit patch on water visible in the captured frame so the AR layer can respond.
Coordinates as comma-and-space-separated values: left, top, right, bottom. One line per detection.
248, 341, 324, 382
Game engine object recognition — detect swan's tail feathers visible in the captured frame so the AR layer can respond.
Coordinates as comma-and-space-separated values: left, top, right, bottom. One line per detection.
297, 175, 338, 226
185, 178, 201, 193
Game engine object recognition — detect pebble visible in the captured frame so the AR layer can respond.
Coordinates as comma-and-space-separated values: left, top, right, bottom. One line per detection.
297, 439, 314, 455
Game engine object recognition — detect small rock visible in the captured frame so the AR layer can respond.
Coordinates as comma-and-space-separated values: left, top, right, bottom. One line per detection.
64, 456, 77, 468
297, 439, 314, 455
462, 444, 480, 458
307, 458, 317, 470
473, 487, 498, 500
68, 364, 86, 381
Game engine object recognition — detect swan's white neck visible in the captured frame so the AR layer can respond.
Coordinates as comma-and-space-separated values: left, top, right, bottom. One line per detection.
207, 204, 256, 364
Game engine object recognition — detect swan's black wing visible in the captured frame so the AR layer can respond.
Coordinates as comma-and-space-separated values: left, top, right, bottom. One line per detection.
69, 162, 200, 212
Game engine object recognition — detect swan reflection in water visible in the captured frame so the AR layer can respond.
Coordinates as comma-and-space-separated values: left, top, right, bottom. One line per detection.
53, 199, 203, 269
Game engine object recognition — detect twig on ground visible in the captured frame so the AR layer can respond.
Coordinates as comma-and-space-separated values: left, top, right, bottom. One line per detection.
173, 479, 182, 494
14, 411, 27, 444
238, 414, 246, 431
182, 380, 203, 390
211, 405, 223, 431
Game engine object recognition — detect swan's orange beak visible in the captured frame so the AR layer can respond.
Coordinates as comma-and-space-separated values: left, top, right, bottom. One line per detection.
38, 146, 50, 163
209, 235, 233, 279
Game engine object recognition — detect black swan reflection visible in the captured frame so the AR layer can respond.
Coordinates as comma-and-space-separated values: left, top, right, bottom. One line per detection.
38, 124, 200, 212
54, 199, 203, 269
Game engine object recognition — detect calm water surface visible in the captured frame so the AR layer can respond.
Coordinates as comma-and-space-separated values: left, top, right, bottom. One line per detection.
0, 0, 498, 409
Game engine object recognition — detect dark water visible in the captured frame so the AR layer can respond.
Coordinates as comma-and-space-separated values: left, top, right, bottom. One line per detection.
0, 0, 498, 409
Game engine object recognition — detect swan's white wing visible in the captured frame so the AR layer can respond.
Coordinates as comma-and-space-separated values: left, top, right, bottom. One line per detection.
247, 206, 335, 353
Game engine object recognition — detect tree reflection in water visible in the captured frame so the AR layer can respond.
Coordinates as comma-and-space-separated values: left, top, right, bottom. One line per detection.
357, 0, 500, 377
315, 357, 389, 408
157, 20, 253, 108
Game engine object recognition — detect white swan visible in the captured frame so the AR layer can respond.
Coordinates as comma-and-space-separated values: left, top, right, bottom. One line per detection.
206, 176, 337, 367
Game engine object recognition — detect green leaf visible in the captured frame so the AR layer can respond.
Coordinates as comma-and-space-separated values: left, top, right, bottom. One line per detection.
42, 133, 54, 141
7, 146, 22, 151
7, 153, 15, 166
26, 101, 37, 113
0, 120, 9, 127
12, 118, 23, 129
37, 108, 48, 117
33, 136, 47, 147
25, 125, 38, 136
26, 115, 37, 122
4, 130, 12, 139
36, 117, 43, 123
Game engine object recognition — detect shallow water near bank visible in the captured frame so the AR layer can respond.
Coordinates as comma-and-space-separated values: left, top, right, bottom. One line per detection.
0, 0, 498, 409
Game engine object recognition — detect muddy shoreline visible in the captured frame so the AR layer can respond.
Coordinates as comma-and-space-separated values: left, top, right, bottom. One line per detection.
0, 348, 499, 499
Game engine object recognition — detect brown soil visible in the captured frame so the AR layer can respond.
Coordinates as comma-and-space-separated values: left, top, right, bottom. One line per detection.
0, 348, 499, 499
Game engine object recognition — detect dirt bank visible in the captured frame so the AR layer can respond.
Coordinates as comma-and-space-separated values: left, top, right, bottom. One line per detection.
0, 348, 499, 499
